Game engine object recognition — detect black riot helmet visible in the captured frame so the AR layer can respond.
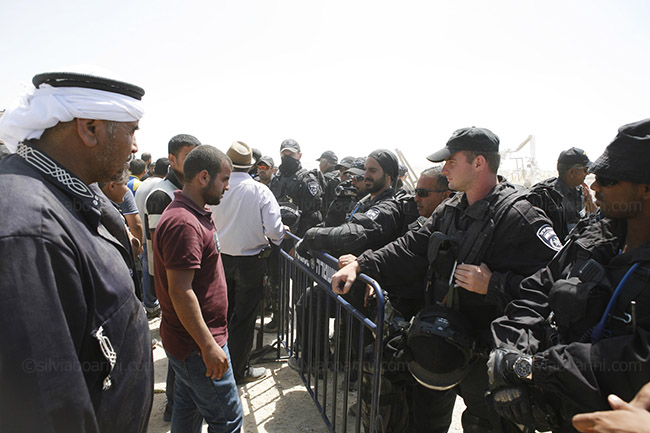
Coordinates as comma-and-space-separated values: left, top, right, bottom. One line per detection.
406, 306, 477, 390
279, 201, 301, 233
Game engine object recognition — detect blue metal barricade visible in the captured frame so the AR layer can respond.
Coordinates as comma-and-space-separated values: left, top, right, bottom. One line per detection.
276, 233, 385, 433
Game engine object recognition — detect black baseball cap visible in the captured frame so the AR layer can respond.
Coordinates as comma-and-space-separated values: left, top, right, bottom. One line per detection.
280, 138, 300, 153
590, 118, 650, 184
257, 155, 275, 168
427, 127, 500, 163
316, 150, 338, 164
557, 147, 590, 167
335, 156, 355, 170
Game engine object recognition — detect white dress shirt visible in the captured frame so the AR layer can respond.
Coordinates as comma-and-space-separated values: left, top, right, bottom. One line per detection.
211, 171, 286, 256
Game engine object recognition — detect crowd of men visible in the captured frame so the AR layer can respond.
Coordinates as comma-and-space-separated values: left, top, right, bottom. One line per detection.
0, 67, 648, 433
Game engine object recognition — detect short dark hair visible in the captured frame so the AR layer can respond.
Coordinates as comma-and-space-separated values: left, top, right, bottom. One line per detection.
421, 166, 449, 191
168, 134, 201, 156
463, 150, 500, 174
154, 157, 170, 176
141, 152, 152, 163
183, 145, 232, 182
129, 158, 146, 176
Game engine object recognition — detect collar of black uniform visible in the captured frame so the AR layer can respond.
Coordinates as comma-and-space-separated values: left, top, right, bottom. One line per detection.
33, 72, 145, 100
17, 142, 101, 210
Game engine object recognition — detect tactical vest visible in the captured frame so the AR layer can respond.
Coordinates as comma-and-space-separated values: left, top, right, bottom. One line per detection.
425, 186, 525, 306
546, 245, 650, 346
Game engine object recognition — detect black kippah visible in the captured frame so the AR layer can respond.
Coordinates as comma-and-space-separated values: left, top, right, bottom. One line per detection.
32, 72, 145, 100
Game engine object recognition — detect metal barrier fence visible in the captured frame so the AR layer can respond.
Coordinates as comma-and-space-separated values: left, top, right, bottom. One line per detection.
276, 234, 386, 433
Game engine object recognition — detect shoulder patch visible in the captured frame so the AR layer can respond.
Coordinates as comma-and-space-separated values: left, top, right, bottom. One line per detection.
536, 224, 562, 252
364, 208, 380, 220
308, 181, 320, 197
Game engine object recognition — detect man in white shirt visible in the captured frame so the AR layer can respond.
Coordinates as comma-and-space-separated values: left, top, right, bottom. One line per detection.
134, 157, 169, 317
211, 141, 287, 384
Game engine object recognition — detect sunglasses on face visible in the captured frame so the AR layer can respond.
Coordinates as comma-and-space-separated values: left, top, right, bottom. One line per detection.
595, 175, 619, 187
415, 188, 448, 198
256, 164, 271, 170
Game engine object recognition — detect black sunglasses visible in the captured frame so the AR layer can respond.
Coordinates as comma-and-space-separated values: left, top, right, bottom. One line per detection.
595, 175, 619, 187
415, 188, 448, 198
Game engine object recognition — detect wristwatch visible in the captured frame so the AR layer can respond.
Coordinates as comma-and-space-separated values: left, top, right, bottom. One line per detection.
513, 355, 534, 381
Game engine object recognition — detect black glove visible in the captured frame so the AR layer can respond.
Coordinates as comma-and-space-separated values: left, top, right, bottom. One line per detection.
486, 386, 534, 427
487, 347, 522, 389
295, 239, 311, 258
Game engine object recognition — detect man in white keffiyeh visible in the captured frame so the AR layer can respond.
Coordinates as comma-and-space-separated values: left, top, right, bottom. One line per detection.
0, 69, 154, 433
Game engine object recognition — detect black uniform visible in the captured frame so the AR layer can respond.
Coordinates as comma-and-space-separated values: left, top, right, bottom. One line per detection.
356, 181, 560, 432
527, 176, 586, 241
491, 217, 650, 432
322, 165, 340, 212
0, 145, 153, 433
270, 163, 324, 237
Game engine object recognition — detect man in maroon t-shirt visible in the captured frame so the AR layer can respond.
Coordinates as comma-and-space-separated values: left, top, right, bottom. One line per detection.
153, 145, 242, 433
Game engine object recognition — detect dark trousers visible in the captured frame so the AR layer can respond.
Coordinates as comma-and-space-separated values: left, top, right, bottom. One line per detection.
222, 254, 266, 379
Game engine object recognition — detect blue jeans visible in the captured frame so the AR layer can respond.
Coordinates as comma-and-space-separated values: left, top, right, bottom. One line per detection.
166, 344, 243, 433
140, 246, 158, 309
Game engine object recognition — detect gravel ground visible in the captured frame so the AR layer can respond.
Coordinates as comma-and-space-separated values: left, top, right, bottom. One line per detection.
147, 316, 464, 433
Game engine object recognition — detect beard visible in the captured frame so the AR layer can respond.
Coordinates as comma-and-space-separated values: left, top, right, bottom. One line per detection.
365, 174, 387, 194
202, 178, 223, 206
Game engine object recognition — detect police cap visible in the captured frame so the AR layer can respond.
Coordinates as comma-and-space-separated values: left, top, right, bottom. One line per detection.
557, 147, 590, 167
427, 127, 499, 163
590, 118, 650, 184
316, 150, 338, 164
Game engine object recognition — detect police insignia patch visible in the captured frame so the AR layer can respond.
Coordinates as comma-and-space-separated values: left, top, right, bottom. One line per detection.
365, 208, 380, 220
308, 181, 319, 196
536, 224, 562, 252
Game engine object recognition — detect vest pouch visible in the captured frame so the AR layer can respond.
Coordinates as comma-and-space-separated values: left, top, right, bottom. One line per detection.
548, 277, 593, 330
427, 232, 458, 278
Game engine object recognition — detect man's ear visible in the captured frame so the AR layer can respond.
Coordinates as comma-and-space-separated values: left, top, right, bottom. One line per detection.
199, 169, 211, 187
640, 184, 650, 200
474, 154, 487, 172
76, 118, 101, 148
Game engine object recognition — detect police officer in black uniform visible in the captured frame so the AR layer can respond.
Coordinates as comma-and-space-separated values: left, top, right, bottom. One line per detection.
488, 119, 650, 433
270, 138, 325, 237
527, 147, 595, 241
324, 158, 367, 227
333, 127, 561, 433
317, 150, 341, 212
292, 150, 403, 384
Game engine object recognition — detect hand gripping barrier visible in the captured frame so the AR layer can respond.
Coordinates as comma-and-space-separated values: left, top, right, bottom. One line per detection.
276, 232, 385, 433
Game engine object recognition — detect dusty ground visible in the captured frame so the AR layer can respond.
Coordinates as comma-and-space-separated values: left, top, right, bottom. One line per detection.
147, 316, 464, 433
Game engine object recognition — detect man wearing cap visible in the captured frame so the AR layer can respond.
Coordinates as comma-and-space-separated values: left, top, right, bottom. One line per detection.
0, 70, 152, 432
317, 150, 340, 211
211, 141, 287, 384
269, 138, 325, 236
336, 155, 356, 181
332, 127, 560, 433
324, 157, 368, 227
527, 146, 596, 240
254, 155, 276, 186
488, 118, 650, 432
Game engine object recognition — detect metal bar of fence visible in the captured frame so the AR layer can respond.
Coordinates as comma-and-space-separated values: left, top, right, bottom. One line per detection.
276, 233, 385, 433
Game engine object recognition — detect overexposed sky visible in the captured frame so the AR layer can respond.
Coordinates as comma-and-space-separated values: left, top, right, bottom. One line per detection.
1, 0, 649, 175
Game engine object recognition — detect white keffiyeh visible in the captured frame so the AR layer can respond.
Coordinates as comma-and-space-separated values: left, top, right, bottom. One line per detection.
0, 84, 144, 152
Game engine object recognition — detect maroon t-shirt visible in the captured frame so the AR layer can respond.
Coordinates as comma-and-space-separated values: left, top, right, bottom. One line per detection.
153, 191, 228, 361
